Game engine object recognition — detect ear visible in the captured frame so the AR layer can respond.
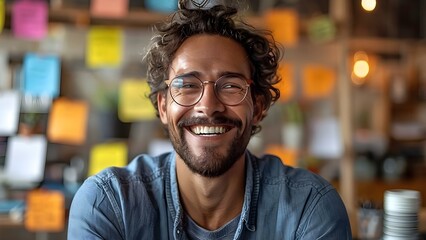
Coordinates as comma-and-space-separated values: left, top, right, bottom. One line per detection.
252, 95, 265, 125
158, 92, 168, 125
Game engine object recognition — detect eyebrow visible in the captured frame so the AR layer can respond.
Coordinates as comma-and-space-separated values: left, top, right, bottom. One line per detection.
174, 71, 248, 79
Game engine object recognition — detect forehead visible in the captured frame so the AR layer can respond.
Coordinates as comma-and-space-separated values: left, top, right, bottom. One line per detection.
170, 34, 251, 76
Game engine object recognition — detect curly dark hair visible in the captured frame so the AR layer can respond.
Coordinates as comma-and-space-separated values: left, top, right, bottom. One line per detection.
145, 5, 282, 135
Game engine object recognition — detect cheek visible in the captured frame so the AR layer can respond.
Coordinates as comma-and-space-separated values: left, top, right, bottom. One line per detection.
167, 101, 188, 125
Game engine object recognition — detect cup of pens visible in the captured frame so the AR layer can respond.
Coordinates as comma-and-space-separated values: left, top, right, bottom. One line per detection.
357, 201, 383, 240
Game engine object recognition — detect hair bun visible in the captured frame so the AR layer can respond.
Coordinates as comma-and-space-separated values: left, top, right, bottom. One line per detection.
178, 0, 228, 10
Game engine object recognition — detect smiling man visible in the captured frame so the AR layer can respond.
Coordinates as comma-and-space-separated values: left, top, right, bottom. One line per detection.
68, 1, 352, 239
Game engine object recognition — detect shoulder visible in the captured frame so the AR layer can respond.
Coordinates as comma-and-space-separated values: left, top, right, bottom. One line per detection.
254, 153, 332, 193
74, 152, 173, 199
251, 153, 351, 237
92, 152, 173, 185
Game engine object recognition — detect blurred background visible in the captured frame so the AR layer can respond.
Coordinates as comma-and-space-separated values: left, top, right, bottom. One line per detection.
0, 0, 425, 239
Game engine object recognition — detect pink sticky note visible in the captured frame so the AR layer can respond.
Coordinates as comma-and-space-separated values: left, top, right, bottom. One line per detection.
12, 0, 48, 40
91, 0, 129, 18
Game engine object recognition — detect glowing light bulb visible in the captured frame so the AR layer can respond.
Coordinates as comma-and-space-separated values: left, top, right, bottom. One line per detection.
361, 0, 376, 11
353, 60, 370, 78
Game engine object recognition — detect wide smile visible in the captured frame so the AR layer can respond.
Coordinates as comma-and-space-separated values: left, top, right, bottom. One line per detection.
188, 125, 232, 136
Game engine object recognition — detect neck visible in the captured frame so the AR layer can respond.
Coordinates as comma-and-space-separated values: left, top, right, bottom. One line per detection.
176, 155, 246, 231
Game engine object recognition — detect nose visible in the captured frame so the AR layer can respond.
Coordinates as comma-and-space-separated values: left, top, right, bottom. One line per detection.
193, 82, 225, 116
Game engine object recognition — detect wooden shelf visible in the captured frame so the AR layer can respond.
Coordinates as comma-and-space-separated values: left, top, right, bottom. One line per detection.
5, 5, 264, 28
4, 5, 170, 27
333, 176, 426, 208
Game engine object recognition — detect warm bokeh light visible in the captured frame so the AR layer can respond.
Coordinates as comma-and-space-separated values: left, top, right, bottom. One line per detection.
353, 59, 370, 78
351, 51, 371, 85
361, 0, 376, 11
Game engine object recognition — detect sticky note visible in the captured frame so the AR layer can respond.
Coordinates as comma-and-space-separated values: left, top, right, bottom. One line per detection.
25, 189, 65, 232
88, 142, 127, 176
47, 98, 89, 145
23, 53, 61, 98
0, 91, 20, 136
308, 117, 343, 159
4, 135, 47, 184
302, 65, 336, 99
11, 0, 48, 40
264, 145, 298, 167
118, 79, 156, 122
91, 0, 128, 18
0, 0, 5, 33
275, 63, 295, 102
86, 26, 123, 68
264, 8, 299, 47
307, 15, 336, 43
145, 0, 177, 12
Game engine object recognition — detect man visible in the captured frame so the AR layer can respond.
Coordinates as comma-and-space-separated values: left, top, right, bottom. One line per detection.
68, 1, 352, 239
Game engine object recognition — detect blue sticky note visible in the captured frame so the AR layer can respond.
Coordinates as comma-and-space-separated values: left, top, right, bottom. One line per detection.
144, 0, 177, 12
23, 53, 61, 98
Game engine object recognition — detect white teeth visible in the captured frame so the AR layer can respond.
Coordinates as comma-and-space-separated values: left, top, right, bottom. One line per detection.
191, 126, 227, 135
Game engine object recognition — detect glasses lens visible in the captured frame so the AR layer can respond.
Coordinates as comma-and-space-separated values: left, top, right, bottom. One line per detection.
215, 76, 249, 105
169, 76, 202, 106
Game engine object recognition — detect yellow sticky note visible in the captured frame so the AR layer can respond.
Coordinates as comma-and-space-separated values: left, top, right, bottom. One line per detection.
25, 189, 65, 232
0, 0, 4, 32
264, 8, 299, 47
91, 0, 128, 18
275, 63, 294, 102
118, 79, 156, 122
88, 142, 127, 176
302, 65, 336, 100
86, 26, 123, 68
265, 145, 298, 167
47, 98, 89, 145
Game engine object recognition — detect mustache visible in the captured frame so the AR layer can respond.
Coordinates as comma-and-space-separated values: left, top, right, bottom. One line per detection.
178, 116, 242, 128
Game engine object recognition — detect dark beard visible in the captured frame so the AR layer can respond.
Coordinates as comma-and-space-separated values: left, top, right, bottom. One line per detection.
168, 116, 251, 178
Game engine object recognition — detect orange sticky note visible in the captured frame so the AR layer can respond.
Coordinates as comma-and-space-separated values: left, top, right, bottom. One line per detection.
47, 98, 89, 145
264, 8, 299, 47
25, 189, 65, 232
88, 142, 127, 176
275, 63, 295, 102
86, 26, 123, 68
264, 145, 298, 167
302, 65, 336, 100
118, 79, 156, 122
91, 0, 128, 18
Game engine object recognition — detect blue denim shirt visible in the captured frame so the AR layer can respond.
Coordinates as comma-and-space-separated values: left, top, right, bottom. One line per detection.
68, 151, 352, 239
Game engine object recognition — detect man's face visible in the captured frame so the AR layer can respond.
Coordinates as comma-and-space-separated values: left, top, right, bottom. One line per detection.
158, 34, 262, 177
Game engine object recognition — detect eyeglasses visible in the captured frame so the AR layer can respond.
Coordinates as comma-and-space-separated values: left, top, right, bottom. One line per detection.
165, 74, 252, 107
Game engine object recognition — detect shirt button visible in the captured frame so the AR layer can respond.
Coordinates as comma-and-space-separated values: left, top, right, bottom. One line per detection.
176, 230, 180, 234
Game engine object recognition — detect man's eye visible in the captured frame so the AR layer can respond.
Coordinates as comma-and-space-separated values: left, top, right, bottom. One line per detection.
222, 83, 243, 89
181, 82, 198, 89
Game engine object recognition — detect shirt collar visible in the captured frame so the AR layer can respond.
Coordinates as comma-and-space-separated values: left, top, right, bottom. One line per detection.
166, 151, 260, 235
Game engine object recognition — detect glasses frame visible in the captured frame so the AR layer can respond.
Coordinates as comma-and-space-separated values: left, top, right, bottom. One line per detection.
165, 74, 253, 107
